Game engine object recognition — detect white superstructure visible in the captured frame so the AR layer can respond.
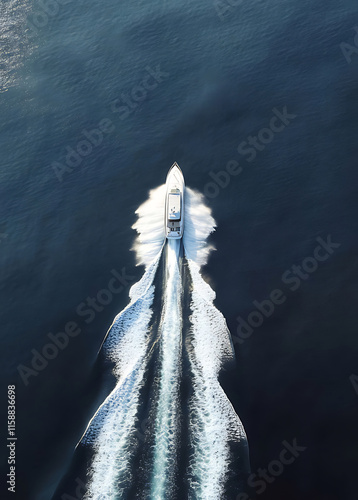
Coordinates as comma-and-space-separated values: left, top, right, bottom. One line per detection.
165, 163, 185, 239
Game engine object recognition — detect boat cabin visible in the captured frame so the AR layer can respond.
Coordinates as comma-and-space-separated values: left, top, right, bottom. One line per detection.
167, 189, 181, 221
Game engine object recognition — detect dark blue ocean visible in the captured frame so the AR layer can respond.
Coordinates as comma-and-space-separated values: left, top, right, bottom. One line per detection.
1, 0, 358, 498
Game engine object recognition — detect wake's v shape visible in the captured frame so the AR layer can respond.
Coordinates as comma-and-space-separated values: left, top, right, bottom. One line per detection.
76, 165, 249, 500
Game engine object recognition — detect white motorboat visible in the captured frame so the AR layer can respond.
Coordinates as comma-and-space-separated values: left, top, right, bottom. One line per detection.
165, 162, 185, 239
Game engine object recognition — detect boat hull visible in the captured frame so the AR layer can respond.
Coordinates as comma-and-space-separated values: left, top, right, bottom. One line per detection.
165, 163, 185, 239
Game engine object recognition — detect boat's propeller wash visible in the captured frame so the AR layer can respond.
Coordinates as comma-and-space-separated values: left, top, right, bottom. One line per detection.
72, 164, 249, 500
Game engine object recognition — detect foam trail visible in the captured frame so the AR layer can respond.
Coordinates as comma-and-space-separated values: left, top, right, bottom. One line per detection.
74, 177, 248, 499
132, 184, 166, 268
183, 190, 248, 499
186, 260, 248, 499
80, 183, 167, 498
150, 239, 182, 498
183, 187, 216, 266
81, 254, 161, 499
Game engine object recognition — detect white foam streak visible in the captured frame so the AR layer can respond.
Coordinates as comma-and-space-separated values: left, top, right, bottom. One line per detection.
132, 184, 166, 268
183, 187, 216, 266
81, 254, 161, 499
151, 239, 182, 498
187, 260, 247, 499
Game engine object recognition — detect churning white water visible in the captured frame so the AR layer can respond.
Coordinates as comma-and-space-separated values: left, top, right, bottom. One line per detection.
150, 239, 182, 498
185, 260, 248, 499
79, 177, 248, 499
182, 187, 247, 499
131, 184, 166, 268
183, 186, 216, 266
81, 255, 161, 499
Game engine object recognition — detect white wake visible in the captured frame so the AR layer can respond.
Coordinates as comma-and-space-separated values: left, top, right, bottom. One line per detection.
150, 239, 182, 498
132, 184, 166, 268
185, 260, 248, 499
183, 187, 216, 266
79, 172, 248, 500
183, 189, 248, 499
81, 255, 161, 499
